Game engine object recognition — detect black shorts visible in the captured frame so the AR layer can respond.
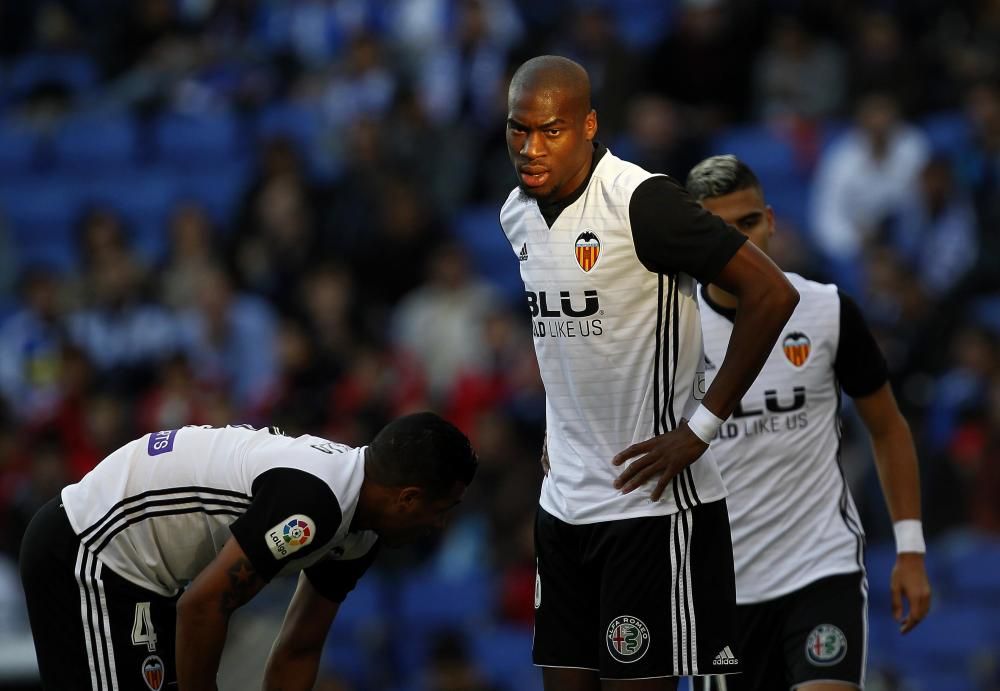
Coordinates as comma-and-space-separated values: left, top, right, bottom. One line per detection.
532, 499, 741, 679
19, 497, 179, 691
727, 571, 868, 691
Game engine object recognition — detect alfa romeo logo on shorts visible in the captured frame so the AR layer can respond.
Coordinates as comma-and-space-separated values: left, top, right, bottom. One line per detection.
606, 615, 650, 663
805, 624, 847, 666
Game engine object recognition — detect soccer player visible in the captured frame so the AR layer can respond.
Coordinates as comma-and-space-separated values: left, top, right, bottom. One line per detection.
500, 55, 799, 690
686, 154, 932, 691
19, 413, 477, 691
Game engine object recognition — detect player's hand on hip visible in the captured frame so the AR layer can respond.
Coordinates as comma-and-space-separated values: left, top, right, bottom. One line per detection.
891, 552, 932, 634
612, 421, 709, 501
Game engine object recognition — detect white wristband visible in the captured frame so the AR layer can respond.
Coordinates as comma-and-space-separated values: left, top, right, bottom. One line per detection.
686, 405, 724, 444
893, 520, 926, 554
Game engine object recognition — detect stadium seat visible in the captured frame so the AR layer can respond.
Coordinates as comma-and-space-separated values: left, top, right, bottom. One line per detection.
6, 52, 98, 100
254, 102, 322, 151
470, 626, 541, 691
154, 112, 243, 169
176, 163, 251, 228
943, 534, 1000, 603
711, 124, 797, 178
52, 115, 139, 172
81, 170, 180, 263
0, 119, 42, 177
0, 177, 82, 271
453, 205, 524, 306
320, 573, 389, 689
921, 111, 972, 158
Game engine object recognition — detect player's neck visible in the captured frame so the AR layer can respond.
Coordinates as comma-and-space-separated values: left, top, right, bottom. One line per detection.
707, 283, 738, 309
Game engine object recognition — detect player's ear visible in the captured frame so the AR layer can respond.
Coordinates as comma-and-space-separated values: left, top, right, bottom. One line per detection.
585, 109, 598, 142
396, 486, 423, 511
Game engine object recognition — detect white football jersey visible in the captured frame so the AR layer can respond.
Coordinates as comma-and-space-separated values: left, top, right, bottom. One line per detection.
61, 425, 378, 597
501, 147, 747, 524
699, 274, 871, 603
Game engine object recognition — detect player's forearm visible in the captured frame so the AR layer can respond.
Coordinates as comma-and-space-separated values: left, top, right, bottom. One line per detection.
703, 280, 798, 419
870, 414, 922, 522
175, 597, 229, 691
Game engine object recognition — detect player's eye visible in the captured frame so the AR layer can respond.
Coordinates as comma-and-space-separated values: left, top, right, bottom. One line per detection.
546, 129, 560, 136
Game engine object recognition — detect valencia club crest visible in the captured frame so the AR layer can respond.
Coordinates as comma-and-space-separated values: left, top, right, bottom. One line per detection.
575, 230, 601, 272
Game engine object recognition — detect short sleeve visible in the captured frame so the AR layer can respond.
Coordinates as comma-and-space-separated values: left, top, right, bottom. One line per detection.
834, 291, 889, 398
229, 468, 343, 582
629, 176, 748, 283
303, 540, 380, 603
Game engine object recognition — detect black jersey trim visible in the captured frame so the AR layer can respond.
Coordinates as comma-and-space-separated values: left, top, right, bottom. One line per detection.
78, 485, 252, 539
83, 493, 253, 550
90, 505, 246, 555
832, 385, 866, 572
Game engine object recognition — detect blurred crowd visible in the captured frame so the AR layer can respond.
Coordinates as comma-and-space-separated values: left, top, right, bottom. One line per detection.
0, 0, 998, 689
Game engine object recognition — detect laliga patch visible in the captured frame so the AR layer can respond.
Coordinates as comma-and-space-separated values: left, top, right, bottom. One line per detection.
783, 331, 811, 367
265, 514, 315, 560
575, 230, 601, 272
805, 623, 847, 666
141, 655, 165, 691
606, 615, 650, 663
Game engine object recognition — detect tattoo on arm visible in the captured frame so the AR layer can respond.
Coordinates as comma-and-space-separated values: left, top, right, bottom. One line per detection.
219, 557, 263, 616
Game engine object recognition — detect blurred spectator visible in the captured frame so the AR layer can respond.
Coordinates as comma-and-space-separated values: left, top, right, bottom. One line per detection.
159, 202, 220, 309
810, 92, 930, 291
391, 244, 497, 403
317, 31, 396, 130
641, 0, 756, 125
547, 4, 638, 136
264, 316, 335, 436
612, 94, 707, 179
753, 15, 847, 122
299, 262, 360, 369
890, 155, 979, 298
137, 352, 209, 433
177, 264, 279, 415
846, 10, 921, 112
0, 269, 68, 422
0, 429, 70, 558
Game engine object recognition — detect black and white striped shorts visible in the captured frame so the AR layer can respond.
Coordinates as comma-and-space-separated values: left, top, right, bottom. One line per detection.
20, 497, 178, 691
532, 499, 742, 679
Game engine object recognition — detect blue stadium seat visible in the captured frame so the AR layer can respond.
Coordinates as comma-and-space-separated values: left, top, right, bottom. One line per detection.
711, 125, 797, 178
0, 119, 42, 177
471, 626, 541, 691
864, 543, 896, 610
154, 112, 243, 169
177, 163, 251, 228
6, 52, 98, 99
921, 111, 972, 158
254, 102, 322, 151
53, 115, 139, 172
0, 177, 82, 271
320, 573, 389, 689
453, 205, 523, 307
81, 170, 180, 263
943, 534, 1000, 603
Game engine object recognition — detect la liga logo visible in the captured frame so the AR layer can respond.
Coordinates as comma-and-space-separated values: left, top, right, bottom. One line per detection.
266, 514, 315, 560
283, 518, 311, 546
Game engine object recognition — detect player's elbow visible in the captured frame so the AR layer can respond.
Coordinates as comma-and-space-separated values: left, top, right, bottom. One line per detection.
773, 278, 799, 320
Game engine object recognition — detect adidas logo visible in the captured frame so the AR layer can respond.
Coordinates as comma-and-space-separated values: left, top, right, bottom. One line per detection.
713, 646, 739, 666
519, 243, 529, 262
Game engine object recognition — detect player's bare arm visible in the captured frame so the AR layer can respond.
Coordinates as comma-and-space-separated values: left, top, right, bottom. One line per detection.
176, 536, 269, 691
263, 572, 340, 691
854, 383, 932, 633
614, 241, 798, 500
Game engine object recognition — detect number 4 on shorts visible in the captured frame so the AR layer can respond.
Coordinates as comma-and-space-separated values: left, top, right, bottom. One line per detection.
131, 602, 158, 652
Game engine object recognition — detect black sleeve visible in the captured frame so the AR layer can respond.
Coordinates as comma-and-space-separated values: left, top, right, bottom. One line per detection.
303, 541, 380, 603
629, 175, 748, 283
229, 468, 343, 582
834, 291, 889, 398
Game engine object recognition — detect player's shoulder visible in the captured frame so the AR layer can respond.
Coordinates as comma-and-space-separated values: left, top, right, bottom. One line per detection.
592, 148, 658, 194
500, 186, 531, 219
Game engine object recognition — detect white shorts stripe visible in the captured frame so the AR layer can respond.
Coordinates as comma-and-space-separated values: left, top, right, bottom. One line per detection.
669, 514, 680, 675
95, 560, 120, 691
859, 574, 869, 687
675, 512, 690, 674
86, 552, 111, 691
75, 545, 101, 691
683, 507, 698, 674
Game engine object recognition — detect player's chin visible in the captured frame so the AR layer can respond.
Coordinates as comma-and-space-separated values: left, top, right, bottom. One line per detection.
518, 182, 554, 200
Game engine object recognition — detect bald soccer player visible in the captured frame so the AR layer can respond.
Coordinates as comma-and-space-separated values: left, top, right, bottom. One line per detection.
498, 55, 799, 690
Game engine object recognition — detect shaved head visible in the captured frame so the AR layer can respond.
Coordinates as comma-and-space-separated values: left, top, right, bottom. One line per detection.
509, 55, 592, 119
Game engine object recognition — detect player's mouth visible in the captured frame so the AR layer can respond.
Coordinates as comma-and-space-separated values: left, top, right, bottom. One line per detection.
520, 168, 550, 188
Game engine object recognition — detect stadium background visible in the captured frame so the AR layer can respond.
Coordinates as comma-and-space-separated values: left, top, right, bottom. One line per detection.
0, 0, 997, 689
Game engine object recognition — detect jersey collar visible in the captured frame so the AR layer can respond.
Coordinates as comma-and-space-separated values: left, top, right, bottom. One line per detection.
700, 284, 737, 323
537, 142, 608, 228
